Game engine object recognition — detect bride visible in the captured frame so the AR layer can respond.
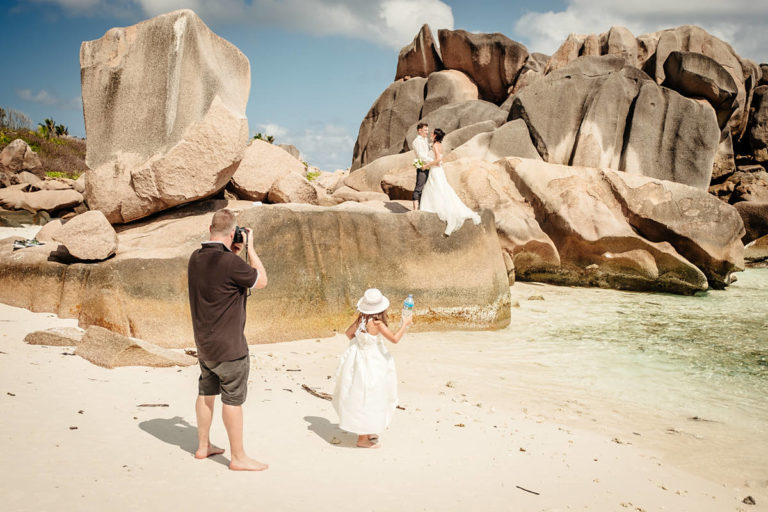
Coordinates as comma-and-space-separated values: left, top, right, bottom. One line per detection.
419, 128, 481, 236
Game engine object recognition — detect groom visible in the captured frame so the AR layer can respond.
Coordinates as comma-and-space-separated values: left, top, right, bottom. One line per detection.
412, 122, 433, 210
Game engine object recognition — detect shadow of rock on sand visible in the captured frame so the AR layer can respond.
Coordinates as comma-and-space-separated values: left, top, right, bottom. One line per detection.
139, 415, 229, 466
304, 416, 357, 448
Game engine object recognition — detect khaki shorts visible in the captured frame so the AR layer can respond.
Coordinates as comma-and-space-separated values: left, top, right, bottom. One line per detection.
198, 356, 249, 406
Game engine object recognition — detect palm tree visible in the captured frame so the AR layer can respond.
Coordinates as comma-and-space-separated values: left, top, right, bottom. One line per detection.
38, 118, 56, 139
55, 124, 69, 136
253, 132, 275, 144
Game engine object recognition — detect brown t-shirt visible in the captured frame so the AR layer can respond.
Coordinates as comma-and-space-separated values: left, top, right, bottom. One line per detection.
187, 242, 258, 362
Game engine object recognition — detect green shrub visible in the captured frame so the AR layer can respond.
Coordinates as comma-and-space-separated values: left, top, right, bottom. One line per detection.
0, 127, 86, 177
46, 170, 82, 179
306, 170, 321, 181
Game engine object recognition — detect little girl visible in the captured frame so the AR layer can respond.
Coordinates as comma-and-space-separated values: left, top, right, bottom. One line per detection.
332, 288, 413, 448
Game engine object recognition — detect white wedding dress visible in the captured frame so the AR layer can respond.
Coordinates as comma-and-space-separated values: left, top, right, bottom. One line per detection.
332, 322, 398, 435
420, 164, 481, 236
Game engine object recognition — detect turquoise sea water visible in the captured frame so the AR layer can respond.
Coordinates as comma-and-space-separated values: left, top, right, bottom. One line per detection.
504, 267, 768, 436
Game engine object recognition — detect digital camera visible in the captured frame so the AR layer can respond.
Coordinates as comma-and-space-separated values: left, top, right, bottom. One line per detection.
233, 226, 247, 244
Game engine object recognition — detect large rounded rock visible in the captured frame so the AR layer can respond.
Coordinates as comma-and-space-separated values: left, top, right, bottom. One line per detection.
509, 55, 719, 190
442, 158, 560, 277
712, 129, 736, 181
606, 26, 638, 67
503, 157, 711, 294
745, 235, 768, 262
438, 29, 528, 104
267, 172, 318, 205
332, 186, 390, 203
727, 169, 768, 204
544, 33, 585, 74
663, 51, 738, 129
543, 26, 751, 139
351, 77, 426, 171
81, 9, 250, 223
602, 170, 744, 288
651, 26, 750, 137
404, 100, 507, 151
422, 70, 478, 117
546, 27, 638, 73
52, 210, 118, 261
733, 201, 768, 243
508, 52, 549, 96
0, 201, 511, 346
0, 139, 43, 178
748, 85, 768, 163
0, 185, 84, 213
229, 139, 306, 201
395, 24, 443, 81
448, 120, 542, 163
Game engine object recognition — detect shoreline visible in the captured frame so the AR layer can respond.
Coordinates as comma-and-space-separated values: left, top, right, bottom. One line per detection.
1, 299, 764, 511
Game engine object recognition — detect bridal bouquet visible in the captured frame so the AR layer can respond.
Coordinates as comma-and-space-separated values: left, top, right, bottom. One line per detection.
412, 158, 426, 169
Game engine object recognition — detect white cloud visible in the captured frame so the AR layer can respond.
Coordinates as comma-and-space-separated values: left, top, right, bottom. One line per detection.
16, 89, 82, 110
34, 0, 453, 49
256, 123, 289, 139
277, 123, 356, 171
515, 0, 768, 62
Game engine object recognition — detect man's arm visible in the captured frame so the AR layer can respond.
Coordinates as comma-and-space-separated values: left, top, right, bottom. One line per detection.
245, 228, 267, 289
232, 228, 267, 289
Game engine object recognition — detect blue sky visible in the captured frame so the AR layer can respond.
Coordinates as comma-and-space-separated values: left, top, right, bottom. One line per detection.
1, 0, 766, 171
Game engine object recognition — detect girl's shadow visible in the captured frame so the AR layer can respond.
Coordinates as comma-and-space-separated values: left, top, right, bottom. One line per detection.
304, 416, 357, 448
139, 416, 229, 467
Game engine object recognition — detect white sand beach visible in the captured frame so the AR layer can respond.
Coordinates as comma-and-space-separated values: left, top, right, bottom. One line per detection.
1, 282, 765, 511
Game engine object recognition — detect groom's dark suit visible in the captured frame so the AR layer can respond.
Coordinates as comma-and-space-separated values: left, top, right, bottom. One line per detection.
412, 135, 432, 202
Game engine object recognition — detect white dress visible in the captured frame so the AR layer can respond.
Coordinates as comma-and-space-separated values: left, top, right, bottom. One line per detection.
332, 322, 398, 434
420, 164, 481, 236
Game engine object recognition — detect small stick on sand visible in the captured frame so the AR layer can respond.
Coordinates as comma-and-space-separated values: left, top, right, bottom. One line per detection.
516, 485, 540, 496
301, 384, 332, 401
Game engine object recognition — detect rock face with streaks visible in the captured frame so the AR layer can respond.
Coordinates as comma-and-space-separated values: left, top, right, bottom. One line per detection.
508, 56, 720, 190
80, 9, 250, 223
0, 201, 511, 347
395, 24, 443, 81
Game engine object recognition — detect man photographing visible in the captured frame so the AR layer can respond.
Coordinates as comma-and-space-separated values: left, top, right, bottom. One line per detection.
187, 208, 268, 471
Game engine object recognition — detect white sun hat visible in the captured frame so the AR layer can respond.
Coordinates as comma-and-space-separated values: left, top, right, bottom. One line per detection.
356, 288, 390, 314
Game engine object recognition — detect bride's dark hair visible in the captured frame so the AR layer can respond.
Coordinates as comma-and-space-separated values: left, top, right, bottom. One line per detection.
433, 128, 445, 142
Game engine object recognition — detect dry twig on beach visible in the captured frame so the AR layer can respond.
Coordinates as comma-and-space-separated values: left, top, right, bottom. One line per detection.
301, 384, 332, 401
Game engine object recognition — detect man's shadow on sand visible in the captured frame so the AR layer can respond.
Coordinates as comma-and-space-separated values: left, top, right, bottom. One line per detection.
139, 416, 229, 467
304, 416, 358, 448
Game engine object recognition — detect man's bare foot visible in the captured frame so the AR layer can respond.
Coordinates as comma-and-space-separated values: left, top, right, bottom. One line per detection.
194, 444, 225, 459
229, 455, 269, 471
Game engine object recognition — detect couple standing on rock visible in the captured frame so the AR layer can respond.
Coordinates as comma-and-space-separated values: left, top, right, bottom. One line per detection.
411, 121, 481, 236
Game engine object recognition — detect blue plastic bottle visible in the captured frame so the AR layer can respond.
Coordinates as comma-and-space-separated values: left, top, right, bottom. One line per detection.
402, 294, 414, 323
